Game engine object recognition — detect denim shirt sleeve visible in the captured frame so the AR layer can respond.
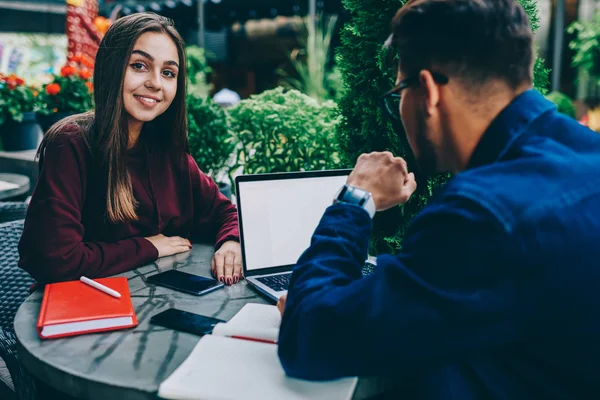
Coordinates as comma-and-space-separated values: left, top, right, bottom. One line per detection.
278, 199, 518, 381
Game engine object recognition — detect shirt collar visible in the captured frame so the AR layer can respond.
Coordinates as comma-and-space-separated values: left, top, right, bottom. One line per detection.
466, 89, 556, 170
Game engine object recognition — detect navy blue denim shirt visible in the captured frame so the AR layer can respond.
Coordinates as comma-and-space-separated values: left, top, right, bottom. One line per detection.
278, 89, 600, 399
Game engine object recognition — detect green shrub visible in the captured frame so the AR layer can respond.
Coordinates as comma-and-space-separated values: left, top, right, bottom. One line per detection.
336, 0, 551, 255
228, 87, 342, 177
186, 46, 212, 97
546, 91, 576, 119
187, 95, 235, 181
568, 14, 600, 81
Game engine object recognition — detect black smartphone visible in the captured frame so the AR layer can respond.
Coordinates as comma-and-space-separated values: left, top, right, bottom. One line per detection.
146, 270, 224, 296
150, 308, 225, 336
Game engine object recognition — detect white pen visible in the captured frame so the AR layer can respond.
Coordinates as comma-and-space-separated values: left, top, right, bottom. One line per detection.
80, 276, 122, 299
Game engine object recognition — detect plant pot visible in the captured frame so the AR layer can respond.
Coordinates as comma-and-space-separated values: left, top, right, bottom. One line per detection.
37, 112, 73, 134
0, 112, 42, 151
218, 181, 232, 200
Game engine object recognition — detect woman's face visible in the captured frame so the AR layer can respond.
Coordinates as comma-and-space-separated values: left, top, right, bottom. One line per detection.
123, 31, 180, 133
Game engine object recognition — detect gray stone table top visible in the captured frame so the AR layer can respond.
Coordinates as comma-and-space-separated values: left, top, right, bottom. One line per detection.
14, 243, 272, 400
15, 244, 386, 400
0, 172, 30, 200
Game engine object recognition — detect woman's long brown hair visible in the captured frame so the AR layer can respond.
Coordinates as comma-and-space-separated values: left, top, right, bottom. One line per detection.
39, 13, 189, 223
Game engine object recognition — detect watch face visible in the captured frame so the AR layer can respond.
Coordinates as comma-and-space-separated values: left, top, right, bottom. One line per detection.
340, 185, 369, 205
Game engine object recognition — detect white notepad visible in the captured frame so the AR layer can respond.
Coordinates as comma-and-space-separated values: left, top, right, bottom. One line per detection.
158, 304, 357, 400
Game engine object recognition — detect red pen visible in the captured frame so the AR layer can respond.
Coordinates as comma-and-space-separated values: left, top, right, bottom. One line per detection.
230, 335, 278, 345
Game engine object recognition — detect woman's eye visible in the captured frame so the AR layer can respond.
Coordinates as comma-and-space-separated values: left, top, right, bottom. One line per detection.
130, 62, 146, 71
163, 70, 177, 78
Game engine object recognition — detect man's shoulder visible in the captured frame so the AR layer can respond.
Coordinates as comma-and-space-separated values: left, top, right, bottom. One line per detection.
442, 125, 600, 233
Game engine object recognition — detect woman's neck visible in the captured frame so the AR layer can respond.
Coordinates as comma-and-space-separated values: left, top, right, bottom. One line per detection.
128, 120, 143, 149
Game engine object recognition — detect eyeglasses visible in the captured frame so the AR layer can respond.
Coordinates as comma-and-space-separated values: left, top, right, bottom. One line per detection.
379, 72, 449, 121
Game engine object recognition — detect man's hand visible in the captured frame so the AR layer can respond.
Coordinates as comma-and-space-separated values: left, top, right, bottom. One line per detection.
145, 234, 192, 257
211, 240, 242, 285
277, 293, 287, 317
347, 151, 417, 210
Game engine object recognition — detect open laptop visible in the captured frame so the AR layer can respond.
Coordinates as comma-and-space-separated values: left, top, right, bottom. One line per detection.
236, 169, 374, 302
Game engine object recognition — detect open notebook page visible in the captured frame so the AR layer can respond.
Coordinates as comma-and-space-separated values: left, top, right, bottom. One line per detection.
212, 303, 281, 342
158, 335, 357, 400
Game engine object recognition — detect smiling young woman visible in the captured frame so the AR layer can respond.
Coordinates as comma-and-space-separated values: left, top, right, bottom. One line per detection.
18, 13, 243, 286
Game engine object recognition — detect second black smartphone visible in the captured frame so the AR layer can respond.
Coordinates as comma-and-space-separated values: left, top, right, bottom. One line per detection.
150, 308, 224, 336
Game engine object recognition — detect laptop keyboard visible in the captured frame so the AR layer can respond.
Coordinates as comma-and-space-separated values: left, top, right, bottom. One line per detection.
362, 261, 376, 276
256, 273, 291, 292
257, 262, 376, 292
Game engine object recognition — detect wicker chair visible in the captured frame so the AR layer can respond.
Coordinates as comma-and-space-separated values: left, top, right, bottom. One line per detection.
0, 220, 37, 400
0, 203, 28, 224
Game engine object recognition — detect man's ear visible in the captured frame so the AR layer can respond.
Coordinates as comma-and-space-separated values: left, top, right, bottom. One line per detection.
419, 70, 440, 115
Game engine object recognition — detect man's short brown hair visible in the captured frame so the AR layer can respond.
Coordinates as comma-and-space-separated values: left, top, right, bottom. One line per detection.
389, 0, 534, 89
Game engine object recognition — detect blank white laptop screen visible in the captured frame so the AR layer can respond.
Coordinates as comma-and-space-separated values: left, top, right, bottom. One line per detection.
238, 175, 349, 271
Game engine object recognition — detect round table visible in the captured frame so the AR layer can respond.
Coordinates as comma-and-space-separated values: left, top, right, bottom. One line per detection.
0, 173, 30, 200
14, 244, 271, 400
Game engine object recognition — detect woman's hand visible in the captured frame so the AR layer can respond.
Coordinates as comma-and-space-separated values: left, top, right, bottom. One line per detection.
211, 240, 242, 285
145, 234, 192, 257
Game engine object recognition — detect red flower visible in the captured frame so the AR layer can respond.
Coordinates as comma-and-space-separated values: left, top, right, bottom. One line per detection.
85, 81, 94, 93
79, 68, 92, 80
61, 65, 77, 77
3, 74, 24, 88
46, 83, 61, 95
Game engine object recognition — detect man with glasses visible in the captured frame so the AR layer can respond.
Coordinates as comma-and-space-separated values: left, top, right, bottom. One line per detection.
277, 0, 600, 398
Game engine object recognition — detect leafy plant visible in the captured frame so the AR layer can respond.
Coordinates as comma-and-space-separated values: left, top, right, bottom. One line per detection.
336, 0, 551, 255
0, 73, 36, 126
546, 91, 576, 119
568, 14, 600, 81
35, 59, 94, 116
186, 46, 213, 98
278, 15, 345, 103
228, 87, 342, 179
187, 95, 235, 181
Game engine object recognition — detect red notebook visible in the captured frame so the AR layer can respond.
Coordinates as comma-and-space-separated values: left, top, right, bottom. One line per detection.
36, 277, 138, 339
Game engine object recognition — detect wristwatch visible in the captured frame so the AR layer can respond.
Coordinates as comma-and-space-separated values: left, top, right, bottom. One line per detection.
333, 184, 376, 218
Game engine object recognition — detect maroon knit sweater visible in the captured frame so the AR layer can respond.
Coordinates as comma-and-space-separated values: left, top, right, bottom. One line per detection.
18, 128, 238, 283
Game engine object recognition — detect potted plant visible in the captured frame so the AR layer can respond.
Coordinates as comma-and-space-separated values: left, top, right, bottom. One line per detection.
187, 94, 236, 198
278, 14, 344, 103
0, 73, 42, 151
35, 54, 94, 133
228, 87, 341, 178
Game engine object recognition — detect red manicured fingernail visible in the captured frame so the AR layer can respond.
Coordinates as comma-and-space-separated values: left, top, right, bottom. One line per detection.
219, 276, 224, 282
227, 277, 232, 285
233, 276, 239, 284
